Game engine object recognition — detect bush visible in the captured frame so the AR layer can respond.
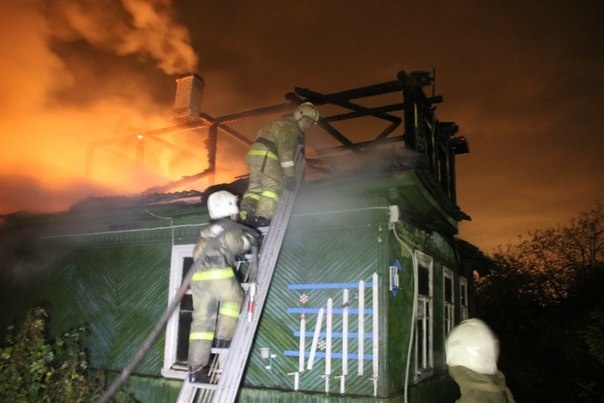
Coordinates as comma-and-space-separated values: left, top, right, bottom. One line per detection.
0, 306, 104, 402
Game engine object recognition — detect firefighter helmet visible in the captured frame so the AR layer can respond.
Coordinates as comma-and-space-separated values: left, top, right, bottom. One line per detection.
207, 190, 239, 219
293, 102, 319, 123
445, 318, 499, 375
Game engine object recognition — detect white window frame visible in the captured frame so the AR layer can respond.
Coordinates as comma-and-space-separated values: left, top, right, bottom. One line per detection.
161, 244, 195, 379
459, 276, 469, 321
414, 251, 434, 382
443, 267, 455, 336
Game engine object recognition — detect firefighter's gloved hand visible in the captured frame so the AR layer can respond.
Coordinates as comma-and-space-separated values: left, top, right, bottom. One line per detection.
284, 177, 297, 191
242, 226, 262, 245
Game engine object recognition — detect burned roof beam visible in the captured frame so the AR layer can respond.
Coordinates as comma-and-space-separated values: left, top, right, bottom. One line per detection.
397, 70, 435, 92
216, 124, 254, 146
293, 87, 401, 123
318, 120, 358, 150
296, 80, 403, 103
314, 136, 404, 156
199, 112, 254, 146
374, 121, 401, 140
285, 92, 358, 151
325, 103, 405, 123
212, 102, 295, 124
322, 95, 442, 124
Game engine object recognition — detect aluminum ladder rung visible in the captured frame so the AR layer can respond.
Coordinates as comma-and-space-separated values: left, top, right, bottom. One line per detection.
211, 154, 304, 403
176, 348, 229, 403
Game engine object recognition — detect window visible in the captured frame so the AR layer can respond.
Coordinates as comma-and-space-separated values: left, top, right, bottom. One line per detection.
414, 251, 433, 381
162, 244, 195, 379
459, 276, 469, 321
443, 267, 455, 335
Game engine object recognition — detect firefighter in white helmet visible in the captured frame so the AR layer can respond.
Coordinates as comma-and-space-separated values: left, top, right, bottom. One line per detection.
188, 190, 260, 383
240, 102, 319, 227
445, 318, 516, 402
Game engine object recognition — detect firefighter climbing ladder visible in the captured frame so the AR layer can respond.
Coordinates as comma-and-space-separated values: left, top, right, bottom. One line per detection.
177, 152, 305, 403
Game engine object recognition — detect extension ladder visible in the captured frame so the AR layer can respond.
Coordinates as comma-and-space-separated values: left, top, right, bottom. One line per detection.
176, 153, 304, 403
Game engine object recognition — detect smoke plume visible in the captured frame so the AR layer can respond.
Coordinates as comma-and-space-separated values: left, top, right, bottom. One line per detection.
0, 0, 206, 215
48, 0, 198, 74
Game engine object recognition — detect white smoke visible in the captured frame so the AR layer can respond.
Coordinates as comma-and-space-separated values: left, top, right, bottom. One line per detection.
48, 0, 198, 74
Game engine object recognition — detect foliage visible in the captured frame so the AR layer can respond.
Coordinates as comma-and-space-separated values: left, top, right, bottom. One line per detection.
578, 300, 604, 365
475, 199, 604, 402
0, 306, 105, 402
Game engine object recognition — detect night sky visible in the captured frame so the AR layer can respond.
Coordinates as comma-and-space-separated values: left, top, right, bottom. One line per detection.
0, 0, 602, 253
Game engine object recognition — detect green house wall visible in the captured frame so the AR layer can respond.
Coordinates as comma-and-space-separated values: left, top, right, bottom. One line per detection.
1, 168, 465, 402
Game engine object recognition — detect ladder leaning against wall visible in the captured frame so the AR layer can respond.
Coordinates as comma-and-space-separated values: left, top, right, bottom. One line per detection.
177, 153, 305, 403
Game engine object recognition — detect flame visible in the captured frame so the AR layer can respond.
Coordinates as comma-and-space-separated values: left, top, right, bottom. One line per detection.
0, 1, 243, 215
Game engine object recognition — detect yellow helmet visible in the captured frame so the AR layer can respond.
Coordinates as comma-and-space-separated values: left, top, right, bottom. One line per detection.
293, 102, 319, 123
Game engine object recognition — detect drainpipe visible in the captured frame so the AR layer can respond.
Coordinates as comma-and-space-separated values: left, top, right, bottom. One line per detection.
388, 206, 417, 403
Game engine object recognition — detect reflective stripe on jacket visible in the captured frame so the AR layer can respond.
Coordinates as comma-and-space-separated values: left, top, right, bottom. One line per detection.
193, 219, 256, 268
248, 117, 302, 178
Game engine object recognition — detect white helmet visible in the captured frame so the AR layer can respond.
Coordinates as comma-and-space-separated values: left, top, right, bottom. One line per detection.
293, 102, 319, 123
207, 190, 239, 219
445, 318, 499, 375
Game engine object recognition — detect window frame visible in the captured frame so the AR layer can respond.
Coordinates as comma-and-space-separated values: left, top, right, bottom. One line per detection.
161, 244, 195, 379
413, 250, 434, 382
459, 276, 469, 321
443, 267, 455, 336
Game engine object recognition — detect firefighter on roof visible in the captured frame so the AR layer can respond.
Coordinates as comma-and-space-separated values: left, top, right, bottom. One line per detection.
188, 190, 260, 383
240, 102, 319, 227
445, 318, 516, 403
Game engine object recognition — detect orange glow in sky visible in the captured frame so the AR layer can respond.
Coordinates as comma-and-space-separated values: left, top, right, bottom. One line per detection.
0, 1, 247, 215
1, 1, 602, 255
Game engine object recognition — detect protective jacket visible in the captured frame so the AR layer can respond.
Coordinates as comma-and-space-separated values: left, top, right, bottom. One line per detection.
188, 219, 259, 367
241, 117, 303, 220
448, 366, 516, 403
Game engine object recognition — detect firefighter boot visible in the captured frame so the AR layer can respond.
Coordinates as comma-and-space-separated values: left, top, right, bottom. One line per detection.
255, 216, 271, 227
242, 213, 270, 228
212, 338, 231, 348
189, 365, 211, 383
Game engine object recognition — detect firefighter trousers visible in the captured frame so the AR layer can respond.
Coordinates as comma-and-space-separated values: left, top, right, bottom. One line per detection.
241, 152, 284, 220
188, 267, 243, 367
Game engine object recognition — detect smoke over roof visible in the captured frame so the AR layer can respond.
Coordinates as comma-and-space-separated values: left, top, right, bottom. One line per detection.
47, 0, 198, 74
0, 1, 225, 215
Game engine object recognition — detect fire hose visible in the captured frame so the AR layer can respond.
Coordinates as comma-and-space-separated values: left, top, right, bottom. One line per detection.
98, 219, 249, 403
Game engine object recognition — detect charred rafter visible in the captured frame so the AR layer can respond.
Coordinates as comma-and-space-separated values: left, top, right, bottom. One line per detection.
143, 69, 468, 208
285, 92, 358, 150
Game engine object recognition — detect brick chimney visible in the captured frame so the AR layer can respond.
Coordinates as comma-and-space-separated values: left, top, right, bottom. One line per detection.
173, 73, 204, 123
